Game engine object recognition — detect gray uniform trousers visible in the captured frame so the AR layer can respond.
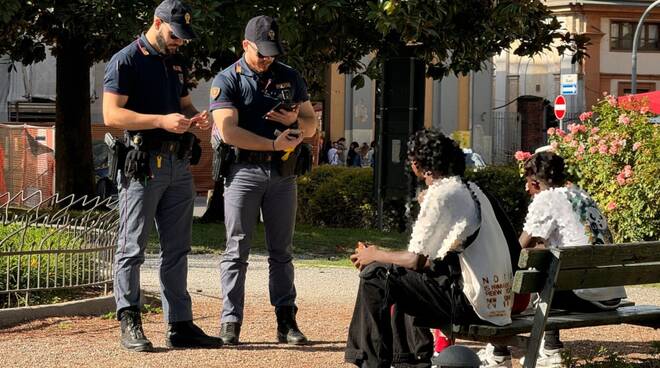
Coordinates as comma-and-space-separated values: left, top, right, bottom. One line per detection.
221, 162, 297, 323
114, 151, 194, 323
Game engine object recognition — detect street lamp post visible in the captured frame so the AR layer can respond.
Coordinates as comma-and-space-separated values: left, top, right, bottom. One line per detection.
631, 0, 660, 94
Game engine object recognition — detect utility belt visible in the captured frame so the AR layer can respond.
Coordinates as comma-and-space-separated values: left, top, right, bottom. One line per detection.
136, 132, 201, 162
236, 150, 274, 164
211, 139, 313, 181
105, 131, 201, 183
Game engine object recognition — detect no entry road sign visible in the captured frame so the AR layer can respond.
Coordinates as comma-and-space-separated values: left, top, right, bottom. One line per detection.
554, 95, 566, 120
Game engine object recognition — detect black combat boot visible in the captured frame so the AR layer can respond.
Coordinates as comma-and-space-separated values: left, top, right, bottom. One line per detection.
119, 308, 153, 352
275, 306, 308, 345
219, 322, 241, 345
165, 320, 224, 349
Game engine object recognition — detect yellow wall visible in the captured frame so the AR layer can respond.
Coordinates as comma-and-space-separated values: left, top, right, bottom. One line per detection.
457, 74, 470, 131
328, 64, 345, 142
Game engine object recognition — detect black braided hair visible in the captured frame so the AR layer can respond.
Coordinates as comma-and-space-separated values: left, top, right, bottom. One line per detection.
406, 128, 466, 177
523, 151, 566, 187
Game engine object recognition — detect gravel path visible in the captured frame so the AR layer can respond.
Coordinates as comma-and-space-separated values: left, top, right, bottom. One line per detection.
1, 253, 658, 367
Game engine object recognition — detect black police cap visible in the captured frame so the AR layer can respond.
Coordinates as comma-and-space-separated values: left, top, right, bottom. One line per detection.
154, 0, 196, 40
244, 15, 284, 57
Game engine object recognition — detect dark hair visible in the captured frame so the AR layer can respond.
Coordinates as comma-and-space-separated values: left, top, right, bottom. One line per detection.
406, 128, 465, 177
523, 151, 566, 187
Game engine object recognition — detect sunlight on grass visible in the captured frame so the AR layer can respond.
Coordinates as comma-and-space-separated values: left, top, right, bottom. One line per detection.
147, 222, 408, 259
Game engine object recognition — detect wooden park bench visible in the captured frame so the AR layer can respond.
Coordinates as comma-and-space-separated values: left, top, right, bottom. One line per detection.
449, 241, 660, 368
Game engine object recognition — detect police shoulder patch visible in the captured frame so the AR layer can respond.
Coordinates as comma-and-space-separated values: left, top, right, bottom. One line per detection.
210, 87, 221, 99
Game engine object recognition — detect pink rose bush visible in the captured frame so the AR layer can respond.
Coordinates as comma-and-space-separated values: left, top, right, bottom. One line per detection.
547, 93, 659, 242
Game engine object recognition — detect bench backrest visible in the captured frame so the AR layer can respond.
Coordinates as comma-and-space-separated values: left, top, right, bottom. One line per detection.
512, 241, 660, 368
513, 241, 660, 294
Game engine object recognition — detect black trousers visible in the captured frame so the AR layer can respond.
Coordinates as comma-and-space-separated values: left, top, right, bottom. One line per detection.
345, 262, 479, 368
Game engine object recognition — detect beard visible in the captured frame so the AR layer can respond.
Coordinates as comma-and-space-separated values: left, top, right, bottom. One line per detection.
156, 30, 176, 55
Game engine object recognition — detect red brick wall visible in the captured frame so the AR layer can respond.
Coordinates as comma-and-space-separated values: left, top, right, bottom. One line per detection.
517, 97, 545, 153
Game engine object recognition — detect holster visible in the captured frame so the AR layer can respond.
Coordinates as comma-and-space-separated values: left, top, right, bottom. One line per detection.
294, 143, 313, 175
276, 144, 301, 177
123, 132, 150, 182
104, 133, 127, 184
179, 132, 202, 165
211, 134, 236, 181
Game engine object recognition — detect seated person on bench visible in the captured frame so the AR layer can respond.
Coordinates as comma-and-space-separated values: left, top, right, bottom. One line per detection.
344, 129, 514, 368
480, 151, 627, 368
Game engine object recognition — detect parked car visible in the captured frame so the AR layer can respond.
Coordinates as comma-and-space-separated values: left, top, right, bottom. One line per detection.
463, 148, 486, 169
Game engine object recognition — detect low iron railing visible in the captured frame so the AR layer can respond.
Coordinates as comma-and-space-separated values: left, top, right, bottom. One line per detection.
0, 191, 118, 308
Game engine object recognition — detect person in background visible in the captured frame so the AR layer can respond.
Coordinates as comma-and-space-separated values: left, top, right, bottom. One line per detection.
336, 137, 347, 165
346, 141, 360, 167
327, 142, 340, 165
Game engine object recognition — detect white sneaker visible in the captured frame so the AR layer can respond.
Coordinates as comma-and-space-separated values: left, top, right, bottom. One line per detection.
519, 347, 564, 368
478, 343, 512, 368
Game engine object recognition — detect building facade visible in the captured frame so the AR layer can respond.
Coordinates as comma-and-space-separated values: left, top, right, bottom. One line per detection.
495, 0, 660, 117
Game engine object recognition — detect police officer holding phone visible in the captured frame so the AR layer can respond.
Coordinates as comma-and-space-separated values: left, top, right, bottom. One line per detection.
103, 0, 222, 352
209, 15, 318, 345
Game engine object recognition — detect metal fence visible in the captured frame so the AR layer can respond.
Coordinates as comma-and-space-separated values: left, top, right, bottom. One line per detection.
491, 111, 521, 164
0, 191, 118, 308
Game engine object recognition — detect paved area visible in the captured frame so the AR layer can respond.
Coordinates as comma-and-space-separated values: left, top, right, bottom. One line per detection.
1, 253, 658, 367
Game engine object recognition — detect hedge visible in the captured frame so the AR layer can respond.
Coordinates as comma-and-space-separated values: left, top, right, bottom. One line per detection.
297, 165, 529, 233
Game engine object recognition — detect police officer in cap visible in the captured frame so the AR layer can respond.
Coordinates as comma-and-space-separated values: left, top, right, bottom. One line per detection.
209, 15, 318, 345
103, 0, 222, 351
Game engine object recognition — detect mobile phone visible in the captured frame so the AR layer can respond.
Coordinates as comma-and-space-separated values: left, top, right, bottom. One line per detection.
286, 129, 302, 139
276, 102, 299, 112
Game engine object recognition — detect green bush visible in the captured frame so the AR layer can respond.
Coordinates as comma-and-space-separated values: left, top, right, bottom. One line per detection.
297, 166, 375, 228
465, 166, 529, 233
547, 94, 660, 242
297, 164, 529, 233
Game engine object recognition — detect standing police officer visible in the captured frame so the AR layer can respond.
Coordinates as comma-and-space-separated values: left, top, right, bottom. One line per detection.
103, 0, 222, 351
209, 15, 318, 345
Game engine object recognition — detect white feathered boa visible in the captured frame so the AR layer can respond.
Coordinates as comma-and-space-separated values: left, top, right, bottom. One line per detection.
407, 176, 477, 260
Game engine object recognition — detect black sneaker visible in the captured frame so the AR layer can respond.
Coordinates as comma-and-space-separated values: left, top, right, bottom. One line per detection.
165, 321, 223, 349
220, 322, 241, 345
275, 306, 308, 345
119, 309, 154, 352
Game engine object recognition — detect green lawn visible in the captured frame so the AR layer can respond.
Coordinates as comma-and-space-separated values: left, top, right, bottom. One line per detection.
147, 221, 408, 262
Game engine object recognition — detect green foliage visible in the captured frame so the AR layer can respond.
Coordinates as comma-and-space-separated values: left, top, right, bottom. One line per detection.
297, 165, 376, 229
0, 0, 588, 194
0, 223, 98, 308
296, 164, 529, 234
0, 1, 152, 65
365, 0, 589, 79
548, 95, 660, 242
465, 166, 529, 233
142, 303, 162, 315
149, 221, 408, 256
100, 311, 117, 320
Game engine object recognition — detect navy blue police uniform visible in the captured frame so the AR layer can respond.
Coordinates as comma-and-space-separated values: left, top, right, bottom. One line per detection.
209, 55, 309, 341
104, 33, 196, 327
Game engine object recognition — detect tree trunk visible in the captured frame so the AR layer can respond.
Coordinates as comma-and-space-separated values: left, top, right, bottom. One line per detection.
199, 181, 224, 223
55, 37, 94, 198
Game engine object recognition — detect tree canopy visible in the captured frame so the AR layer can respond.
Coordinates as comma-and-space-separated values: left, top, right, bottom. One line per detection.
0, 0, 587, 196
